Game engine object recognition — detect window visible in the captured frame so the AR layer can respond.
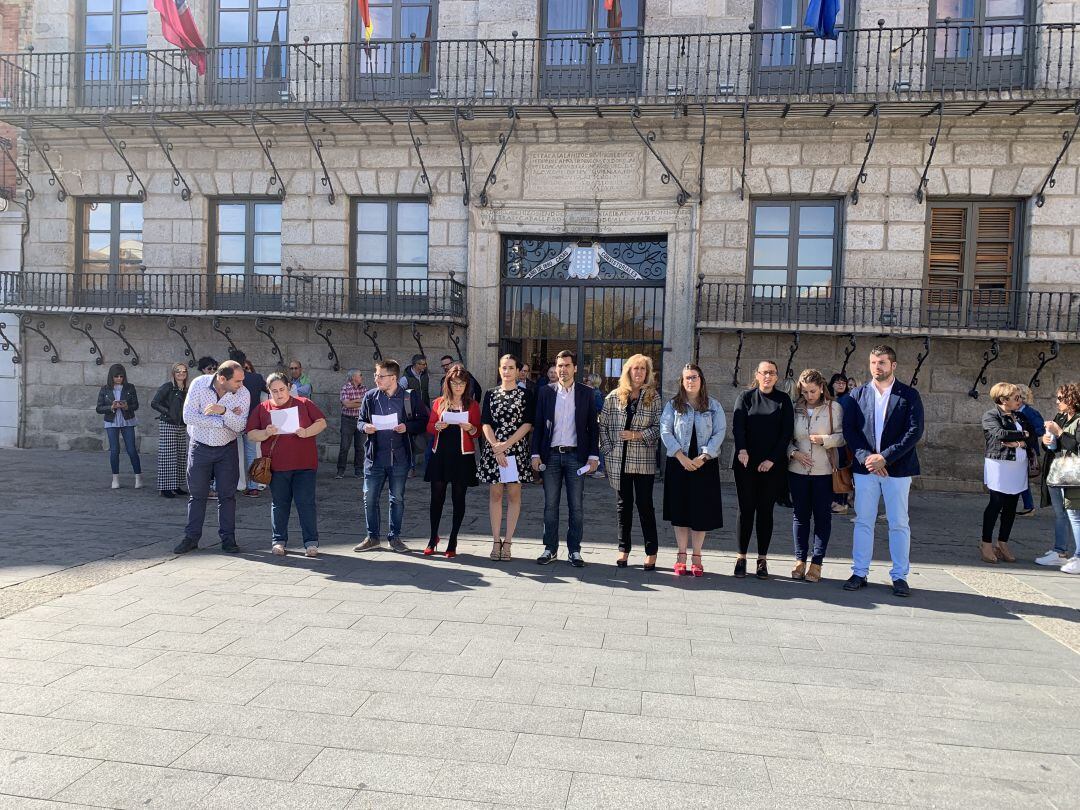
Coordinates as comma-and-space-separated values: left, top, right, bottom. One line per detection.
926, 200, 1021, 297
753, 0, 854, 94
212, 0, 289, 103
212, 200, 282, 304
77, 199, 144, 304
353, 0, 437, 100
80, 0, 148, 105
540, 0, 643, 98
352, 198, 429, 296
748, 199, 841, 295
929, 0, 1033, 89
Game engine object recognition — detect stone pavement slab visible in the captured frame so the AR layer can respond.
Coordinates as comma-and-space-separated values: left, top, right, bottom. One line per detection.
0, 448, 1079, 808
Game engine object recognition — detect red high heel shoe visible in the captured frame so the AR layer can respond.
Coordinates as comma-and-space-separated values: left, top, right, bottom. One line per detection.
445, 545, 457, 559
423, 536, 440, 556
673, 552, 688, 576
691, 554, 704, 577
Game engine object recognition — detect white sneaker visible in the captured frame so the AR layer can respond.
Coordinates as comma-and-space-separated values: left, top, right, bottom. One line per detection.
1035, 550, 1069, 566
1061, 558, 1080, 575
111, 474, 120, 489
271, 543, 286, 556
134, 474, 143, 490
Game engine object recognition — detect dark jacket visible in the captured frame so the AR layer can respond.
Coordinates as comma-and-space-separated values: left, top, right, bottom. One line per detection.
357, 386, 428, 471
1040, 412, 1080, 508
530, 382, 600, 466
151, 382, 187, 426
96, 383, 139, 425
402, 367, 432, 410
981, 407, 1037, 461
731, 387, 795, 470
843, 379, 924, 478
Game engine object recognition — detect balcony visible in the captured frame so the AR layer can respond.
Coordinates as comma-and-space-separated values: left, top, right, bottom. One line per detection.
0, 271, 467, 323
1, 23, 1077, 128
695, 283, 1080, 341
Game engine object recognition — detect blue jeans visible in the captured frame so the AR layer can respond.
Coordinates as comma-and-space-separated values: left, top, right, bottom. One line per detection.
105, 426, 141, 475
269, 468, 318, 548
185, 440, 239, 545
852, 473, 912, 581
242, 434, 261, 489
1048, 486, 1080, 556
542, 450, 586, 554
364, 463, 409, 540
790, 472, 833, 564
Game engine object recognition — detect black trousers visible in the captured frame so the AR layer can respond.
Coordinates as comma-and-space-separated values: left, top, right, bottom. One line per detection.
430, 480, 468, 547
337, 414, 364, 474
734, 464, 783, 557
617, 473, 658, 556
983, 489, 1020, 543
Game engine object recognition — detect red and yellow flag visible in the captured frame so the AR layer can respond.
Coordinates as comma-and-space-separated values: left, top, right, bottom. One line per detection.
357, 0, 373, 41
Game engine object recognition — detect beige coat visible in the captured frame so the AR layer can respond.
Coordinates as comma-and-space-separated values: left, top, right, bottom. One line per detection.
788, 399, 846, 477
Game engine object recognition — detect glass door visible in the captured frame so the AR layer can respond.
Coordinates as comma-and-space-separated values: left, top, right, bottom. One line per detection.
541, 0, 643, 99
928, 0, 1033, 91
752, 0, 853, 96
352, 0, 436, 101
212, 0, 289, 105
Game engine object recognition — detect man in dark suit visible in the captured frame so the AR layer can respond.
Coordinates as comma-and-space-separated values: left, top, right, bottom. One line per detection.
531, 350, 600, 567
841, 344, 925, 597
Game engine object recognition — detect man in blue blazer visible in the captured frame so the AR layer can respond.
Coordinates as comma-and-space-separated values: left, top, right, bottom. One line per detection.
531, 350, 600, 567
841, 344, 924, 597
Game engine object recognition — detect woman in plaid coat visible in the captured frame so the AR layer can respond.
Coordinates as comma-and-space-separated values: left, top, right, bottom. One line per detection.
599, 355, 663, 571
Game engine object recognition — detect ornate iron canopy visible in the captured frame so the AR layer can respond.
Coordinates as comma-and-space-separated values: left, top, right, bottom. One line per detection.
504, 237, 667, 282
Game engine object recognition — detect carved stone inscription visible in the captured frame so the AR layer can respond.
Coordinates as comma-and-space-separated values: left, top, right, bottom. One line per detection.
523, 148, 642, 200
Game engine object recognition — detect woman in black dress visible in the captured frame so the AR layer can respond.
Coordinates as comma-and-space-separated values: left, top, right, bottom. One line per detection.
424, 364, 481, 559
732, 359, 795, 579
659, 364, 727, 576
477, 354, 535, 561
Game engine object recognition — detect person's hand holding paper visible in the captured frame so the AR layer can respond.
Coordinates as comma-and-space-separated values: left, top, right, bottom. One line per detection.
372, 413, 399, 431
270, 406, 300, 435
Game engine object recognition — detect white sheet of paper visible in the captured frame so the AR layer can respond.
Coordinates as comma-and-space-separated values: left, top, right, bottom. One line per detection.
441, 410, 469, 425
499, 455, 519, 484
372, 414, 399, 431
270, 406, 300, 435
577, 463, 592, 476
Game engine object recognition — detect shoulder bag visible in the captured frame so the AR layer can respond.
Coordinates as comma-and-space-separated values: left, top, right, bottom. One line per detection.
827, 402, 854, 494
247, 436, 278, 486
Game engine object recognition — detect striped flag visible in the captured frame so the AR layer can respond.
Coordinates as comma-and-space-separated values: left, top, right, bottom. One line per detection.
357, 0, 374, 41
154, 0, 207, 75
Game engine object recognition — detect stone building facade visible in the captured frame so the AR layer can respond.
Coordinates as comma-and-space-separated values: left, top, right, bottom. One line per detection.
1, 0, 1078, 483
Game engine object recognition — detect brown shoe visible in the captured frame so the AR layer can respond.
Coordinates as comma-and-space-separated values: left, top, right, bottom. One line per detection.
980, 542, 999, 564
805, 563, 822, 583
995, 543, 1017, 563
791, 561, 806, 580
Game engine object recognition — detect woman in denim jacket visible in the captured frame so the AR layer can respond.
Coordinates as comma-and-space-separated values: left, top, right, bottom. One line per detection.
660, 364, 726, 576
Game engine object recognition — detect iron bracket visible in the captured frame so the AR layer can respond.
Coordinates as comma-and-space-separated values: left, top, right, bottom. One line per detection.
149, 115, 192, 201
406, 108, 431, 199
838, 333, 857, 379
411, 323, 425, 358
915, 102, 944, 204
0, 135, 34, 202
100, 116, 146, 202
697, 103, 707, 201
731, 329, 744, 387
250, 111, 286, 199
302, 110, 336, 205
850, 104, 880, 206
739, 103, 750, 201
68, 315, 103, 365
629, 106, 692, 207
20, 314, 59, 363
447, 323, 463, 362
313, 319, 341, 372
253, 317, 283, 366
452, 107, 472, 206
102, 315, 139, 366
166, 316, 196, 367
967, 338, 1000, 399
784, 331, 801, 381
478, 108, 517, 207
362, 321, 383, 362
212, 317, 240, 354
0, 319, 21, 364
1028, 340, 1061, 389
1034, 102, 1080, 207
23, 124, 66, 202
910, 336, 931, 387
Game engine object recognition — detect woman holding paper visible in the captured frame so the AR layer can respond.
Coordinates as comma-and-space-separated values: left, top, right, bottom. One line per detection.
477, 354, 536, 561
599, 354, 662, 570
246, 372, 328, 557
424, 364, 481, 558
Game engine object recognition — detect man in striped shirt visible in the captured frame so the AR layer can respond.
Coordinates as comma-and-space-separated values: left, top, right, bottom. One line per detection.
174, 360, 251, 554
336, 369, 368, 479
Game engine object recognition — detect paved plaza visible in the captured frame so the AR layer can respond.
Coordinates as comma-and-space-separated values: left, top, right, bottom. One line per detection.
0, 447, 1078, 809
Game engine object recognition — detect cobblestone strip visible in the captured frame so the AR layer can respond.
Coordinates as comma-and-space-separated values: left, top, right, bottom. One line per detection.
949, 568, 1080, 654
0, 542, 174, 619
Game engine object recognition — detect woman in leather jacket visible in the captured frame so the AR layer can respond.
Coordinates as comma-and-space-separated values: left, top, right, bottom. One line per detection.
95, 363, 142, 489
979, 382, 1037, 564
151, 362, 190, 498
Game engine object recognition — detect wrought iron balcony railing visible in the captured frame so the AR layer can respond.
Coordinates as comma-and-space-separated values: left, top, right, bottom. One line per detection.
0, 23, 1076, 119
696, 283, 1080, 339
0, 271, 467, 322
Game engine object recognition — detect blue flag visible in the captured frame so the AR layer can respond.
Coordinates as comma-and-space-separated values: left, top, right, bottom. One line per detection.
804, 0, 840, 40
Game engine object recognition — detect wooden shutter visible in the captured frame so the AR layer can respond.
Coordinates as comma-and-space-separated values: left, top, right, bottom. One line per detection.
927, 206, 966, 306
973, 205, 1015, 308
